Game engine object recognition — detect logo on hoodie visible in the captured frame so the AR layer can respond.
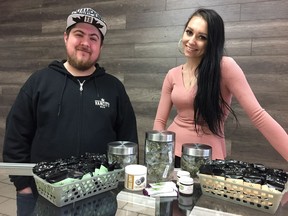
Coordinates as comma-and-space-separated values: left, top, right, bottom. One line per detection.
95, 98, 110, 109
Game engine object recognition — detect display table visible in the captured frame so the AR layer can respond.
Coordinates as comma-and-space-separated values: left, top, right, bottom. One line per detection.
31, 181, 288, 216
117, 183, 288, 216
1, 163, 287, 215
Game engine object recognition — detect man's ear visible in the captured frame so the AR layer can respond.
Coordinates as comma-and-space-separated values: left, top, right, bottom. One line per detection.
64, 32, 68, 44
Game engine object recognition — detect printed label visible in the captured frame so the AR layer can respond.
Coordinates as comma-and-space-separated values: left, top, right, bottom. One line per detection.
125, 174, 146, 190
162, 165, 170, 178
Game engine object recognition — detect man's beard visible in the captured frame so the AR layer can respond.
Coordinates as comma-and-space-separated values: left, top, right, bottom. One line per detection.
67, 52, 97, 71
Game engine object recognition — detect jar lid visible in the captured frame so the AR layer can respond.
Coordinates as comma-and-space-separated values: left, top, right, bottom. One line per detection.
125, 164, 147, 175
179, 176, 194, 184
145, 130, 175, 142
177, 170, 190, 177
108, 141, 138, 155
182, 143, 212, 157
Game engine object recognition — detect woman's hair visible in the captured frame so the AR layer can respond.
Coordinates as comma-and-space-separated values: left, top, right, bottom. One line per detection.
184, 8, 237, 136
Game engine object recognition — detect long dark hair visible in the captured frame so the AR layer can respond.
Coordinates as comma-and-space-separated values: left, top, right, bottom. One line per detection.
184, 8, 237, 136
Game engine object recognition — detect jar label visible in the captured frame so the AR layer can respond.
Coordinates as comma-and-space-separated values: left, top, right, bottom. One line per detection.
162, 165, 169, 178
125, 173, 146, 191
168, 151, 173, 163
179, 184, 193, 195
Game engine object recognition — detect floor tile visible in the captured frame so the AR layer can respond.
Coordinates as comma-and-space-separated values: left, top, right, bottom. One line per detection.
0, 184, 16, 200
115, 208, 138, 216
0, 174, 16, 216
123, 202, 155, 215
117, 190, 156, 215
0, 182, 6, 190
0, 196, 9, 204
190, 206, 241, 216
1, 178, 12, 185
117, 200, 128, 209
0, 199, 16, 216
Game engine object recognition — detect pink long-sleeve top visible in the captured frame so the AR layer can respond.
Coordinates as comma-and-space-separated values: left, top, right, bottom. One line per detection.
153, 56, 288, 161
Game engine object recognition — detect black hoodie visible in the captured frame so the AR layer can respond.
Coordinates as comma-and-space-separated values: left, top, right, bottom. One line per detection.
3, 60, 138, 191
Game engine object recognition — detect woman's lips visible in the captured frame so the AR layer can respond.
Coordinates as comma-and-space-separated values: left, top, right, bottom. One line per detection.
186, 46, 198, 52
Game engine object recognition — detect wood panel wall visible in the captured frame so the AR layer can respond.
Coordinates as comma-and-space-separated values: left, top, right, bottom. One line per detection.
0, 0, 287, 168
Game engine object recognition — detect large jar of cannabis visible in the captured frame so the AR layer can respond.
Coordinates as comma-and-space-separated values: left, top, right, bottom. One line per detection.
145, 130, 175, 182
181, 143, 212, 178
107, 141, 138, 168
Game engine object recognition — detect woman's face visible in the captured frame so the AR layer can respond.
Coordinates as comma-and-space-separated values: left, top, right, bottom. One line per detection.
182, 16, 208, 60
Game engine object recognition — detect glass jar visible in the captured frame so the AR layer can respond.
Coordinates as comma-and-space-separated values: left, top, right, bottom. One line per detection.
144, 130, 175, 183
107, 141, 138, 168
181, 143, 212, 178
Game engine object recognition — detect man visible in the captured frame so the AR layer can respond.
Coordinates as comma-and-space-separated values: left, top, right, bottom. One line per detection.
3, 8, 138, 215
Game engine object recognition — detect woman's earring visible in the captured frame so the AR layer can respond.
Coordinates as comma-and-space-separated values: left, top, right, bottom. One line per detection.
178, 39, 184, 54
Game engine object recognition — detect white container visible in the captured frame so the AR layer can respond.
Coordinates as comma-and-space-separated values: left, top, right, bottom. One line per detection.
125, 164, 147, 191
177, 170, 190, 187
179, 176, 194, 195
178, 193, 193, 213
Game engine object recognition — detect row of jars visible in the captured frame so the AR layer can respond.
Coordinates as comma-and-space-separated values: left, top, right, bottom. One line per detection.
107, 130, 212, 182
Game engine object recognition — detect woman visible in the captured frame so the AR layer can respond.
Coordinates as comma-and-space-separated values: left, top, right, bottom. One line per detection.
153, 8, 288, 167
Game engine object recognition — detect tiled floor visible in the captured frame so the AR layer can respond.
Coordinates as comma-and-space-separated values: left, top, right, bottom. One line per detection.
0, 174, 16, 216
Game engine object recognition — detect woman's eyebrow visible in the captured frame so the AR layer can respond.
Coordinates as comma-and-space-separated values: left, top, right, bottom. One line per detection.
186, 27, 207, 36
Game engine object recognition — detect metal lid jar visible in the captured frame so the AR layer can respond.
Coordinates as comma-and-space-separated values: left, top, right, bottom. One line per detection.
144, 130, 175, 182
181, 143, 212, 178
107, 141, 138, 168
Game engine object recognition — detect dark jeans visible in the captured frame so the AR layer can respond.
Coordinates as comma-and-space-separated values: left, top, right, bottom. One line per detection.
16, 192, 37, 216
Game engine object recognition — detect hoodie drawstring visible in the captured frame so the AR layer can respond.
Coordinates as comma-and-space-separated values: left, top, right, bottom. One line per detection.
57, 74, 68, 116
93, 79, 100, 98
57, 65, 102, 116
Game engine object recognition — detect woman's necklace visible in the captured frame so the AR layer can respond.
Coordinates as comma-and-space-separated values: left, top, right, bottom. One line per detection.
182, 65, 197, 88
